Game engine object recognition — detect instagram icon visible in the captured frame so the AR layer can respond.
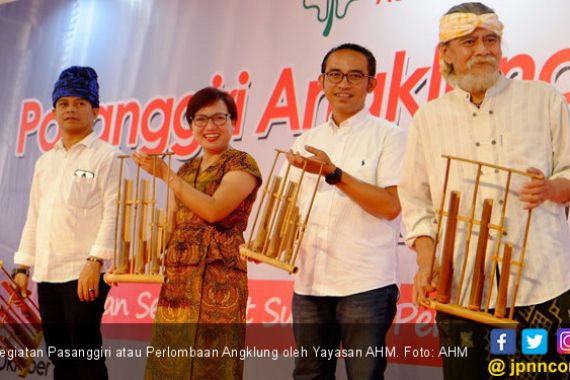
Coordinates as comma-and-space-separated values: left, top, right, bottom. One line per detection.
557, 329, 570, 354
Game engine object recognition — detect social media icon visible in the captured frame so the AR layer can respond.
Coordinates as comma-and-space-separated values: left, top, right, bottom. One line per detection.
491, 329, 516, 355
557, 329, 570, 354
522, 328, 548, 355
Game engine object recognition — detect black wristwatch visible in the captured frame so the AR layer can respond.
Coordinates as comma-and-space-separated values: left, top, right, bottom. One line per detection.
325, 167, 343, 185
11, 267, 30, 278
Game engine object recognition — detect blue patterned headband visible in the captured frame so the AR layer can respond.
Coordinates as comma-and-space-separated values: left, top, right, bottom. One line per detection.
52, 66, 100, 108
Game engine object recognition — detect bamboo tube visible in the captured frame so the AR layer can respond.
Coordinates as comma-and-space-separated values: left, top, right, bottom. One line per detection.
494, 243, 513, 318
102, 274, 165, 284
150, 208, 161, 274
436, 191, 460, 304
430, 157, 453, 287
113, 157, 125, 275
485, 171, 512, 313
281, 207, 300, 264
155, 208, 165, 273
118, 179, 133, 273
135, 180, 149, 274
268, 181, 298, 258
129, 166, 142, 274
468, 199, 493, 311
246, 150, 283, 246
509, 209, 533, 320
252, 176, 282, 251
148, 157, 158, 270
455, 163, 482, 304
289, 159, 325, 269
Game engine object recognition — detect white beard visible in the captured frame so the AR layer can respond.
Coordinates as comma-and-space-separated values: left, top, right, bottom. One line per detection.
456, 70, 500, 94
450, 56, 501, 93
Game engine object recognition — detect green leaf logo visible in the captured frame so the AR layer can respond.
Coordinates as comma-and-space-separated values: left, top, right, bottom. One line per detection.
303, 0, 359, 37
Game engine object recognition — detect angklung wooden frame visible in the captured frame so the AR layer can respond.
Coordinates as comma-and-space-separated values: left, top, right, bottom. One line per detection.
105, 153, 174, 284
421, 155, 540, 327
240, 149, 324, 274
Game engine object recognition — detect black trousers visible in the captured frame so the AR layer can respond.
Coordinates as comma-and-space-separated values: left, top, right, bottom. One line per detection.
37, 274, 110, 380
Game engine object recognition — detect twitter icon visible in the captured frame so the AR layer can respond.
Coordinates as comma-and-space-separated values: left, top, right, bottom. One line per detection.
522, 328, 548, 355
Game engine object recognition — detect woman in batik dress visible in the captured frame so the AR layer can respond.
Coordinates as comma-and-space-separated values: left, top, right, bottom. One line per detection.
133, 87, 261, 380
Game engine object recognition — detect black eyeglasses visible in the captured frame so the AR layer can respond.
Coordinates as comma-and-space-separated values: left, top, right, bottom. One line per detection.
323, 71, 372, 85
190, 113, 231, 127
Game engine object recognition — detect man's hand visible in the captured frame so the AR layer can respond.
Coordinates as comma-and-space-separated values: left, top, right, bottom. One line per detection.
519, 167, 570, 209
413, 265, 439, 306
286, 145, 335, 176
77, 261, 101, 302
13, 273, 29, 298
519, 167, 549, 210
412, 236, 438, 305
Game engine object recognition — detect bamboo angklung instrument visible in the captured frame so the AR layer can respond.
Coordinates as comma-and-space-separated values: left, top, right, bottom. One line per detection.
105, 153, 173, 284
420, 155, 540, 327
240, 149, 324, 273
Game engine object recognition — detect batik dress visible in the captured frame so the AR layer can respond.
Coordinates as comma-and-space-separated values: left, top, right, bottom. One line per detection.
145, 149, 261, 380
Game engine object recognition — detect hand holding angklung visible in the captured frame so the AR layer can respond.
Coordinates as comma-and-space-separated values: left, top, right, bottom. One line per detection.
131, 151, 169, 181
519, 167, 550, 210
412, 265, 439, 306
286, 145, 334, 175
12, 273, 29, 298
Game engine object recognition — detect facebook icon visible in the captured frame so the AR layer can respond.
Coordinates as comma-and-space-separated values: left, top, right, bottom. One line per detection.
491, 329, 516, 355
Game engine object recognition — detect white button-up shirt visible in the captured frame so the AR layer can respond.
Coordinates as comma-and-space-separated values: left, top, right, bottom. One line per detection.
399, 76, 570, 307
14, 132, 121, 283
290, 108, 406, 296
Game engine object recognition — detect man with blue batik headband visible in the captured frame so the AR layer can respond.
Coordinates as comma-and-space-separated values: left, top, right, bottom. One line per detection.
13, 66, 121, 380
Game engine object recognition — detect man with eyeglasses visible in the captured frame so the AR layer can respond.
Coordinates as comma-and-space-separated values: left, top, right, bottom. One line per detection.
286, 43, 406, 380
399, 2, 570, 379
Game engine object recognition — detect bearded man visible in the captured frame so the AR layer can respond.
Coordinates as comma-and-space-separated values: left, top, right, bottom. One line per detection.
399, 2, 570, 379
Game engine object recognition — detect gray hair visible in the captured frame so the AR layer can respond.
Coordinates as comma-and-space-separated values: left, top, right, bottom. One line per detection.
445, 2, 496, 16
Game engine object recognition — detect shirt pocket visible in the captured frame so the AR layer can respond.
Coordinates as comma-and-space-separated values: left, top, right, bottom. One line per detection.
501, 131, 545, 170
67, 176, 101, 209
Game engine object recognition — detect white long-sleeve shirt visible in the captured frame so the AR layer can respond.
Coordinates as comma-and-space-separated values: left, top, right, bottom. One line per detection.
290, 108, 406, 296
14, 132, 121, 283
399, 76, 570, 307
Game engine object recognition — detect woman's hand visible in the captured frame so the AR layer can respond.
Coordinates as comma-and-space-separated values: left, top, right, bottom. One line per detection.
131, 152, 173, 182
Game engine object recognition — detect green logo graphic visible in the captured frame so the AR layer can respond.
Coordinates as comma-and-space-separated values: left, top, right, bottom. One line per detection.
303, 0, 359, 37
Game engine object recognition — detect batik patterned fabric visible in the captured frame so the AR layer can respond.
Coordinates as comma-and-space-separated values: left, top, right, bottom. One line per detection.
439, 12, 503, 43
145, 149, 261, 380
51, 66, 100, 107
